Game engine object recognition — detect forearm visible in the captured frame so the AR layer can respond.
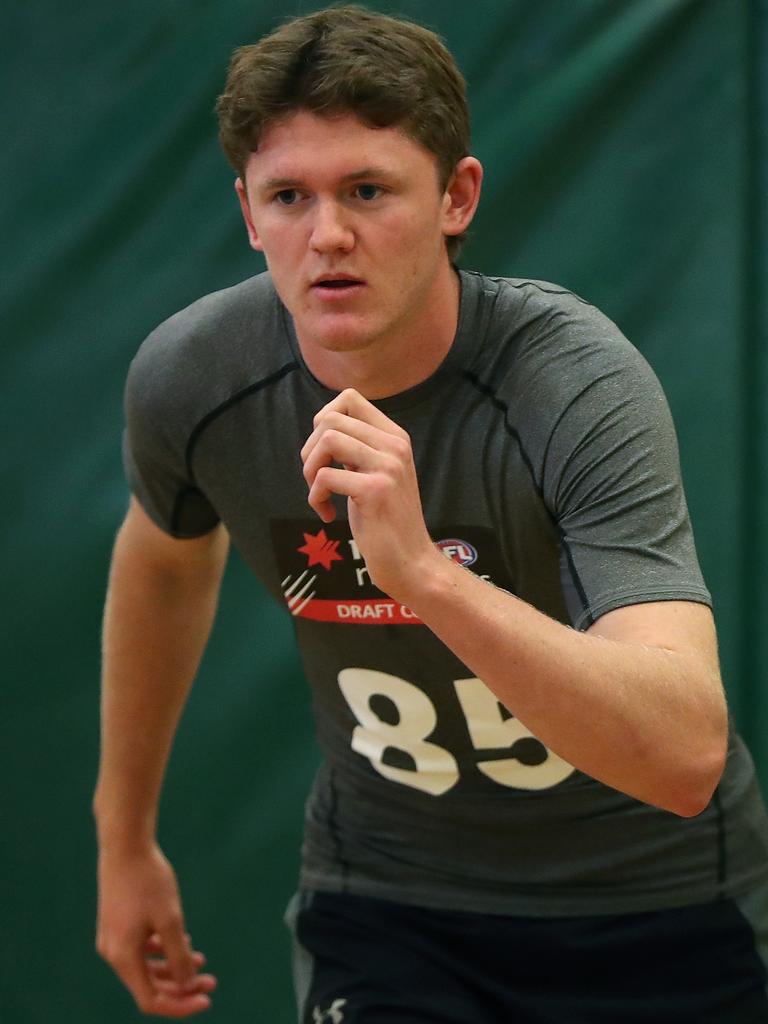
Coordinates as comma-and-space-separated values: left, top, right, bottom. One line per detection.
403, 551, 726, 816
94, 517, 227, 849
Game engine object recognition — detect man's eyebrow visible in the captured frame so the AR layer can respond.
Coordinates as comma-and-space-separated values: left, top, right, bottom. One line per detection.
340, 166, 400, 183
261, 166, 402, 190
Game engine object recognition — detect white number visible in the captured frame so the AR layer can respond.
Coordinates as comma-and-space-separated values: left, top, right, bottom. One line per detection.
337, 668, 459, 796
338, 670, 575, 795
453, 677, 575, 789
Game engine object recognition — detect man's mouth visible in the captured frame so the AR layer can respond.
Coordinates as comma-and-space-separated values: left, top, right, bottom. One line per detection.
312, 275, 365, 290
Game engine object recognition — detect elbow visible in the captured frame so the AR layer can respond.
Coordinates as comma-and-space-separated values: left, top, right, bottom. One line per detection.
670, 734, 728, 819
670, 676, 729, 818
674, 790, 718, 819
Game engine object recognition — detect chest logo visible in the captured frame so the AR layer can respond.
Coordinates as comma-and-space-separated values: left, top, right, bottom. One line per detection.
297, 528, 344, 571
272, 520, 504, 625
436, 538, 477, 567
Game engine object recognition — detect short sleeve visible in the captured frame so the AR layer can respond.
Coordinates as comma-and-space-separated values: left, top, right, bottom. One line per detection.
539, 333, 711, 630
123, 338, 220, 539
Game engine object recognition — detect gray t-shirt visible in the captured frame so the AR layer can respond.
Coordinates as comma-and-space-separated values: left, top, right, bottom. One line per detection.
124, 269, 768, 916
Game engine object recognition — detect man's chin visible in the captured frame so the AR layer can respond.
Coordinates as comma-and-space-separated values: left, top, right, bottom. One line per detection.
298, 316, 380, 354
314, 334, 375, 354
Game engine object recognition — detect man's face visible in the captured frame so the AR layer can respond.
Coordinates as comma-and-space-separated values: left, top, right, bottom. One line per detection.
236, 110, 459, 357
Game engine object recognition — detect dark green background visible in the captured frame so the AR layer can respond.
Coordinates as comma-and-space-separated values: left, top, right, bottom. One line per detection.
3, 1, 766, 1020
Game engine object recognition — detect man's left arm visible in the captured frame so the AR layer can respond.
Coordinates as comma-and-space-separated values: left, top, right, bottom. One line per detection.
301, 389, 727, 818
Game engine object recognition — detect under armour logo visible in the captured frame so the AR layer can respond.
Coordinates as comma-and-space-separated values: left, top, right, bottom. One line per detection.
312, 998, 347, 1023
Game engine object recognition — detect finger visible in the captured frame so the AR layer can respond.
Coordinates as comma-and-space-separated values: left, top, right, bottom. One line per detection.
111, 946, 161, 1017
308, 486, 337, 524
308, 465, 370, 520
157, 919, 197, 986
146, 951, 207, 974
302, 432, 382, 491
301, 411, 394, 464
150, 972, 218, 995
314, 388, 404, 434
144, 933, 204, 954
126, 955, 214, 1019
146, 990, 213, 1018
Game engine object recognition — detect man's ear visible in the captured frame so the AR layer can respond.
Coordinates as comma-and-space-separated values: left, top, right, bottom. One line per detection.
235, 177, 264, 252
441, 157, 483, 240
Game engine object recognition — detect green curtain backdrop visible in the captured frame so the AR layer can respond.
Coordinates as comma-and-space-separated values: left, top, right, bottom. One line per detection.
2, 1, 765, 1020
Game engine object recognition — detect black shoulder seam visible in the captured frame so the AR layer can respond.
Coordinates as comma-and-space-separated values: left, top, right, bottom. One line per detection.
539, 374, 617, 496
170, 485, 204, 536
488, 278, 594, 307
561, 539, 593, 628
459, 369, 540, 491
184, 360, 299, 482
460, 367, 592, 626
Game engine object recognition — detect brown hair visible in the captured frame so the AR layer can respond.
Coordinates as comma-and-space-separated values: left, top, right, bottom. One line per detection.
216, 4, 471, 258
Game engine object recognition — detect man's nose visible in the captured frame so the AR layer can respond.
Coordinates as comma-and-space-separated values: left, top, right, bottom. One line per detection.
309, 200, 354, 253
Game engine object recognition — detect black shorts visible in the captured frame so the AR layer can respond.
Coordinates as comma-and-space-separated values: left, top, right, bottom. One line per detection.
286, 889, 768, 1024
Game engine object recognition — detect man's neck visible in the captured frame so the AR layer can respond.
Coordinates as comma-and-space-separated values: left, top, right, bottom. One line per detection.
296, 263, 461, 400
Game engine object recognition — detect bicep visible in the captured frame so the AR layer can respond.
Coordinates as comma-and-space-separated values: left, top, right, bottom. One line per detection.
115, 497, 230, 579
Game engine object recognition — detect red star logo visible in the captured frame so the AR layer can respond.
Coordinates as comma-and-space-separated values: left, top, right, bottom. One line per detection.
297, 529, 344, 571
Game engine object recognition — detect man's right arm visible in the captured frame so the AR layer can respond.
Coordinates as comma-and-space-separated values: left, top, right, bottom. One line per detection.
93, 496, 228, 1017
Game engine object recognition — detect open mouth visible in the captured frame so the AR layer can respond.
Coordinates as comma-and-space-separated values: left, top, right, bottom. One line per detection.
314, 279, 363, 289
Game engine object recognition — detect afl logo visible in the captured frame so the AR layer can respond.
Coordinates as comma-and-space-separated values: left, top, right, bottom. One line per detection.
437, 538, 478, 567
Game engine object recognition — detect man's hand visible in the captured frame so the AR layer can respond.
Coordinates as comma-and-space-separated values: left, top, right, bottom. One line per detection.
96, 843, 217, 1017
301, 389, 440, 602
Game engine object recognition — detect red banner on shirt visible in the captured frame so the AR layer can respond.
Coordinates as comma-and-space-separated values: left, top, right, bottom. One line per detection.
292, 598, 423, 625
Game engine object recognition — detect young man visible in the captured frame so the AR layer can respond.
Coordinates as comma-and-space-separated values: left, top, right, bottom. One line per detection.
94, 6, 768, 1021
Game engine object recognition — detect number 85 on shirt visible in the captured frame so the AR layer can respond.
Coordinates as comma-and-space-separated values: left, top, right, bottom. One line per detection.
338, 668, 575, 796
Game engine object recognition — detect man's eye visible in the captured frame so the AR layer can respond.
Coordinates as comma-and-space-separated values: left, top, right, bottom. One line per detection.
275, 189, 299, 205
355, 184, 382, 201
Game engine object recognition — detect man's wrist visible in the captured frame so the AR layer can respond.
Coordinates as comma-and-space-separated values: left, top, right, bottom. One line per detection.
93, 796, 158, 853
96, 827, 158, 858
394, 543, 468, 614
